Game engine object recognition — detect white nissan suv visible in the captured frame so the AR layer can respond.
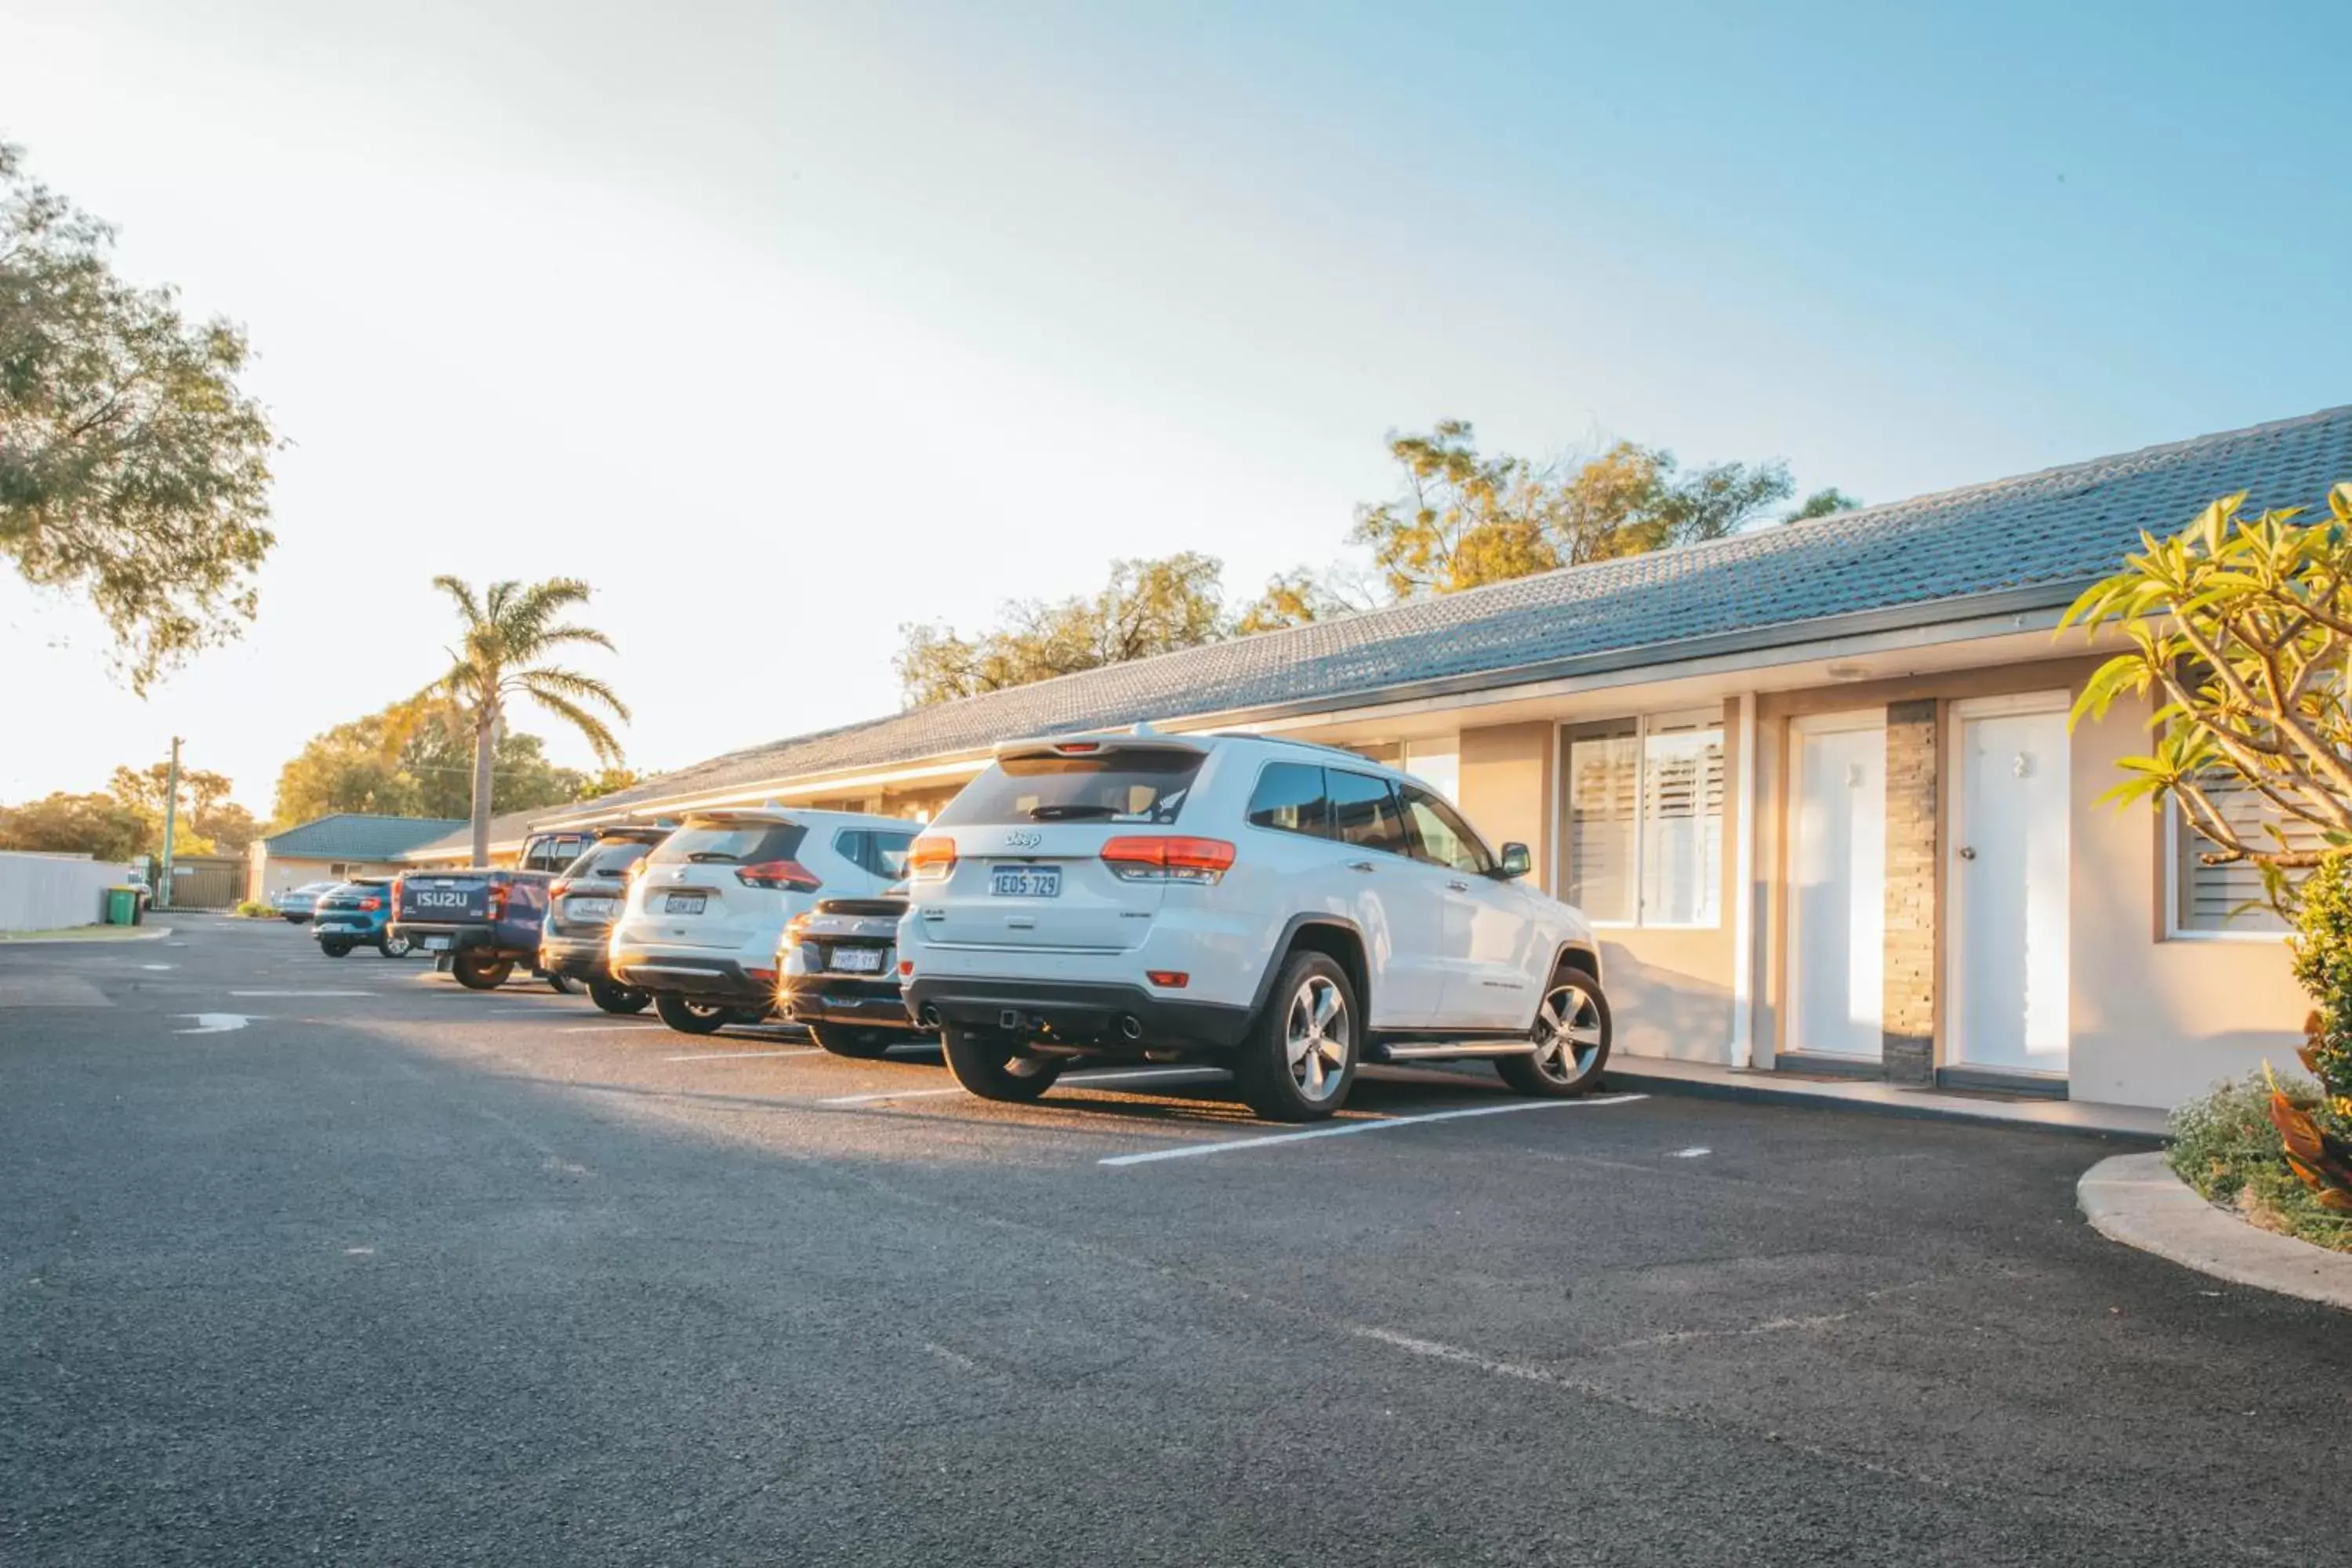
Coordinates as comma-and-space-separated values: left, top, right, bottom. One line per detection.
898, 728, 1610, 1121
609, 808, 919, 1036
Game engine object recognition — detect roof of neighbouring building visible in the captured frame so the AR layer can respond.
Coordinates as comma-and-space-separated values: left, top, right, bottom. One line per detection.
421, 400, 2352, 844
260, 814, 470, 861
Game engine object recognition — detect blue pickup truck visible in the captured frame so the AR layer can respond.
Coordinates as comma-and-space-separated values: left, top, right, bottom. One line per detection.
310, 878, 412, 959
389, 866, 557, 989
387, 831, 598, 990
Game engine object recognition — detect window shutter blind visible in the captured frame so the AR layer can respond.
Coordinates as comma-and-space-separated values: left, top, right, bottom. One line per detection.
1566, 722, 1639, 923
1640, 717, 1724, 926
2177, 778, 2319, 933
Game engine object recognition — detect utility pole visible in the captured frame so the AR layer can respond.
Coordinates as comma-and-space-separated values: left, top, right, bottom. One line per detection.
158, 735, 183, 911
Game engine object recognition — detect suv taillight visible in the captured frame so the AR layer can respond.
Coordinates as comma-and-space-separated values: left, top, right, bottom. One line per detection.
783, 911, 814, 948
738, 860, 821, 892
549, 879, 573, 898
1099, 836, 1235, 884
358, 896, 382, 913
908, 835, 956, 879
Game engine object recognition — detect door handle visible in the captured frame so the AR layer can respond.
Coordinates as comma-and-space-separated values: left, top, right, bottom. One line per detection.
1346, 860, 1377, 873
1958, 846, 1976, 861
1446, 880, 1472, 891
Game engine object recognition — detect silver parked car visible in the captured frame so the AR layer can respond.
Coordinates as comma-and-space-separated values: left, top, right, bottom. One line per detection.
272, 881, 339, 924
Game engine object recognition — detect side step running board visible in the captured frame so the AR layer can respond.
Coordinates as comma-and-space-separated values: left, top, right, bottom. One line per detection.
1377, 1040, 1539, 1061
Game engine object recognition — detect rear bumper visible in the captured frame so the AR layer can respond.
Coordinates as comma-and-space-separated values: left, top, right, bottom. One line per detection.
312, 920, 385, 943
782, 975, 921, 1032
389, 921, 495, 950
608, 949, 773, 1004
902, 976, 1251, 1051
539, 931, 614, 982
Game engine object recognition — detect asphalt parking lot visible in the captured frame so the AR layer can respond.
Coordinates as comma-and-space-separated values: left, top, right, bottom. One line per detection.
4, 916, 2346, 1565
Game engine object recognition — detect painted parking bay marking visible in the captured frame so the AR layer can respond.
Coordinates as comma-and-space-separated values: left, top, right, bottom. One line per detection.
1099, 1093, 1649, 1167
178, 1014, 265, 1034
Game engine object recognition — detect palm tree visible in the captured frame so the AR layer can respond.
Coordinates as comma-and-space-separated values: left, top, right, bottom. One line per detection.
430, 576, 629, 865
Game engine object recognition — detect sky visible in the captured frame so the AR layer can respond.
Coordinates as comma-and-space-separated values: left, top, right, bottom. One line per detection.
4, 0, 2350, 813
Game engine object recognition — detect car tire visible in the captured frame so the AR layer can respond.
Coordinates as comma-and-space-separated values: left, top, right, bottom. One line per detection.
810, 1023, 896, 1059
547, 974, 579, 996
380, 935, 414, 959
281, 913, 303, 924
1494, 970, 1612, 1098
941, 1028, 1064, 1102
1233, 950, 1359, 1122
655, 994, 731, 1035
588, 979, 650, 1015
728, 1007, 771, 1026
452, 953, 513, 990
319, 938, 354, 958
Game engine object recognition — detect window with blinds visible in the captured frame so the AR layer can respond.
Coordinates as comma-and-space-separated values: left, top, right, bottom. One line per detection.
2174, 779, 2321, 935
1565, 710, 1725, 927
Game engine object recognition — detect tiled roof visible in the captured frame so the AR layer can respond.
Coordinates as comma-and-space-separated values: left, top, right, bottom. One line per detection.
436, 401, 2352, 840
261, 814, 469, 860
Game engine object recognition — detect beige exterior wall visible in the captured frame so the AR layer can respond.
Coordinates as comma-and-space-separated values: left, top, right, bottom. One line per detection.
1456, 723, 1552, 878
1460, 713, 1741, 1065
2066, 688, 2304, 1106
1449, 655, 2303, 1109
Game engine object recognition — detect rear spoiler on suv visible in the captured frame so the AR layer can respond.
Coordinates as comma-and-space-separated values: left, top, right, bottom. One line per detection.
993, 725, 1206, 761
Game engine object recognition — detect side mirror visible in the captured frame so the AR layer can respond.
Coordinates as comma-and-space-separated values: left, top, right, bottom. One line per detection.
1496, 842, 1532, 880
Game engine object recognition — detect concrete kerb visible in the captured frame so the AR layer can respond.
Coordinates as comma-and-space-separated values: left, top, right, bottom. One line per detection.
2078, 1151, 2352, 1311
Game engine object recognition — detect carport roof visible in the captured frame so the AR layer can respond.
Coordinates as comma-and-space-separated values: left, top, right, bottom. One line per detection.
261, 814, 469, 861
438, 400, 2352, 840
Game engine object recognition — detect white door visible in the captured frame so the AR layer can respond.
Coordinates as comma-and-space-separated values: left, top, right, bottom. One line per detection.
1951, 701, 2071, 1075
1788, 717, 1886, 1060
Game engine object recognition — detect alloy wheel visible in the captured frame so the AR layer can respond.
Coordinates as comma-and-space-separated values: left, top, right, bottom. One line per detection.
1284, 975, 1350, 1105
1531, 981, 1605, 1085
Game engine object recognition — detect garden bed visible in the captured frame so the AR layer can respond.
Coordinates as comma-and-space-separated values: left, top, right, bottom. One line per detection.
2168, 1074, 2352, 1254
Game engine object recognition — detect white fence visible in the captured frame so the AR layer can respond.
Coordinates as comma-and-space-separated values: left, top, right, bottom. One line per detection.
0, 851, 125, 933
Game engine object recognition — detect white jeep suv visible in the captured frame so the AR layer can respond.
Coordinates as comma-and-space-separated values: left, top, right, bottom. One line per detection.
609, 808, 919, 1036
898, 729, 1609, 1120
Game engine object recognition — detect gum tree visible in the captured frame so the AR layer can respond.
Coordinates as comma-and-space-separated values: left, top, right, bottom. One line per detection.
0, 142, 277, 690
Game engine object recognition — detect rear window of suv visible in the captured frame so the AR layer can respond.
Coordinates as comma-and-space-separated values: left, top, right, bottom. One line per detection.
569, 840, 655, 880
937, 747, 1203, 826
648, 822, 809, 866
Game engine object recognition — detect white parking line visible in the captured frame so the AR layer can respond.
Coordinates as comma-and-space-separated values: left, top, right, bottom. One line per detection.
818, 1066, 1222, 1106
1099, 1093, 1648, 1167
557, 1024, 664, 1034
665, 1047, 822, 1062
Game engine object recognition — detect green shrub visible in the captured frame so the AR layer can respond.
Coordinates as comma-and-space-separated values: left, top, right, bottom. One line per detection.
2168, 1073, 2352, 1251
2289, 855, 2352, 1102
231, 899, 274, 918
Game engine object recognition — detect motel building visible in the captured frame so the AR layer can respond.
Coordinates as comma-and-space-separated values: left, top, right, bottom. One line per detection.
406, 405, 2352, 1113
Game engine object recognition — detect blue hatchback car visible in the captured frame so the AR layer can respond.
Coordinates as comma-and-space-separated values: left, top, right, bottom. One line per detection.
312, 878, 412, 959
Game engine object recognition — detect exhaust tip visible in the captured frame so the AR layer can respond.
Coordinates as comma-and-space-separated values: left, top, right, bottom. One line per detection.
1118, 1014, 1144, 1040
917, 1004, 942, 1029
